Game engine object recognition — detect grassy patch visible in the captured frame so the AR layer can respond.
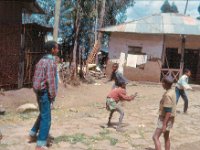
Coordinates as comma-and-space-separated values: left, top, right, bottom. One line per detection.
19, 112, 38, 120
109, 138, 118, 146
0, 143, 9, 149
138, 128, 145, 139
54, 133, 86, 144
55, 129, 119, 147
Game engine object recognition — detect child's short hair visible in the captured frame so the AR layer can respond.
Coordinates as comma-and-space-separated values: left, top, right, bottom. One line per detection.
162, 75, 173, 88
184, 68, 191, 74
118, 81, 126, 87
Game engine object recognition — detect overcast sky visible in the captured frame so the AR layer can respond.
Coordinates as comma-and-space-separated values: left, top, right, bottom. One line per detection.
126, 0, 200, 21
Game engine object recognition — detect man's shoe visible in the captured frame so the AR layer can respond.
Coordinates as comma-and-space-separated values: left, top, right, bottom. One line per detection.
48, 134, 54, 140
35, 146, 48, 150
47, 134, 54, 147
28, 135, 37, 143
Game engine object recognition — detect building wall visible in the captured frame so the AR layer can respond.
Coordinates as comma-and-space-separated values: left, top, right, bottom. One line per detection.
106, 60, 161, 82
106, 33, 200, 83
0, 2, 22, 88
108, 33, 163, 61
107, 33, 163, 82
164, 35, 200, 54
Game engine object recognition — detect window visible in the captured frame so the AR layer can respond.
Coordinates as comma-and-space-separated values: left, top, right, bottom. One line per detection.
128, 46, 145, 55
126, 46, 147, 68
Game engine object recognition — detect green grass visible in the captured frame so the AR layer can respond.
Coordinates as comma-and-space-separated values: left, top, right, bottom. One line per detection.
55, 129, 119, 147
0, 143, 9, 149
19, 112, 38, 120
54, 133, 86, 144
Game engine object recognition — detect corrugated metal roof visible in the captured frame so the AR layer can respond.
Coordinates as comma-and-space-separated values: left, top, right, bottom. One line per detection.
99, 13, 200, 36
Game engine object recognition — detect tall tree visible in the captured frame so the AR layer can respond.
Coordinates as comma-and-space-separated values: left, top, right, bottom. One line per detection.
53, 0, 61, 41
197, 3, 200, 20
30, 0, 135, 80
161, 0, 172, 13
28, 0, 55, 26
171, 2, 179, 13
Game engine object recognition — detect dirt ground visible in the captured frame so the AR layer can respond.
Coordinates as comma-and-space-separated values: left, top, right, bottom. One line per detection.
0, 79, 200, 150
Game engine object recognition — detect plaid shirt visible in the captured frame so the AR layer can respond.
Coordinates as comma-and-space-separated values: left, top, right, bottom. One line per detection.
33, 54, 57, 99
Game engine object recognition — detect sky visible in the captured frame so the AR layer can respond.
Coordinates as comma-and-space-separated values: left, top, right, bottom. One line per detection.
126, 0, 200, 21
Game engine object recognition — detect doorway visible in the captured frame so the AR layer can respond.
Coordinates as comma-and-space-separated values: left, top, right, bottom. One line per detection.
164, 48, 200, 84
164, 48, 181, 68
184, 49, 200, 83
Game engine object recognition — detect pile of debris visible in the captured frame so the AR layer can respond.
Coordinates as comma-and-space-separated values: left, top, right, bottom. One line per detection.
58, 62, 106, 87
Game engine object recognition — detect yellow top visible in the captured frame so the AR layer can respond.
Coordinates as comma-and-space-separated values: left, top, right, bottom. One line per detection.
159, 88, 176, 117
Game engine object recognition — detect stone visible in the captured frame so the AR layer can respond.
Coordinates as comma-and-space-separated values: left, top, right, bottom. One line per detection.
17, 103, 38, 113
69, 108, 78, 113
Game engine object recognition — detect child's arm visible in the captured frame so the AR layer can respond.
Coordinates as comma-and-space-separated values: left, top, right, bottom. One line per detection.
162, 108, 172, 133
119, 90, 137, 101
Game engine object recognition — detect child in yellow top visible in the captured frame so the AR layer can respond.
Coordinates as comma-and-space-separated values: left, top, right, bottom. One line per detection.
153, 75, 176, 150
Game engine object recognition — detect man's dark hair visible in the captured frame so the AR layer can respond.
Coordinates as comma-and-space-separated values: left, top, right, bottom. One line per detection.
184, 68, 191, 74
44, 41, 57, 53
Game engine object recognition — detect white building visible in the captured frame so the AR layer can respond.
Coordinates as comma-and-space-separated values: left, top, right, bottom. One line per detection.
100, 13, 200, 83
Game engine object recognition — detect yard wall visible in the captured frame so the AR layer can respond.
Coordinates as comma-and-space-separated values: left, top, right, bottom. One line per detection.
0, 2, 22, 88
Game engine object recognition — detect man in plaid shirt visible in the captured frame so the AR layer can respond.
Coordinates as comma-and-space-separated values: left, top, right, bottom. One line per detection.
29, 41, 59, 150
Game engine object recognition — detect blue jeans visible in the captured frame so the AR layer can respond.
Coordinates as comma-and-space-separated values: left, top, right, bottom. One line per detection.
29, 89, 51, 146
175, 87, 188, 112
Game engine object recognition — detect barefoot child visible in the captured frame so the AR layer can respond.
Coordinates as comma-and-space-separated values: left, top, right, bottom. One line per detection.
106, 81, 137, 131
175, 69, 192, 113
153, 75, 176, 150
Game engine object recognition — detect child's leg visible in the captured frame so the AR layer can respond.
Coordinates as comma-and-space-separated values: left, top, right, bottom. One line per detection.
175, 87, 181, 104
0, 130, 2, 140
164, 131, 170, 150
152, 128, 162, 150
180, 90, 188, 113
108, 110, 115, 125
115, 106, 124, 129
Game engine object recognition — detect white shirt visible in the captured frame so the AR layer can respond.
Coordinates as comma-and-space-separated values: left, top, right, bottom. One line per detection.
176, 74, 192, 90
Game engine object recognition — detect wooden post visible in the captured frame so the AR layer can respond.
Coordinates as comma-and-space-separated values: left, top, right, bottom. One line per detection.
18, 31, 25, 88
184, 0, 189, 15
180, 35, 186, 77
53, 0, 61, 41
161, 34, 166, 64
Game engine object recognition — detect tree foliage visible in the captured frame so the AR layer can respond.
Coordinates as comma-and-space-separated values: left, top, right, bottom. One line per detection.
198, 3, 200, 14
171, 2, 178, 13
28, 0, 55, 26
27, 0, 135, 79
197, 3, 200, 20
161, 0, 179, 13
60, 0, 134, 59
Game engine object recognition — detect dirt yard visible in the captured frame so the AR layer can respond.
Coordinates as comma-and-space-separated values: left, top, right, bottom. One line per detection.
0, 80, 200, 150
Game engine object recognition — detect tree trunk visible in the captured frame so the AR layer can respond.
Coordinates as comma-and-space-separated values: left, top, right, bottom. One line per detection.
72, 4, 81, 78
94, 0, 99, 42
86, 0, 106, 75
53, 0, 61, 41
97, 0, 106, 43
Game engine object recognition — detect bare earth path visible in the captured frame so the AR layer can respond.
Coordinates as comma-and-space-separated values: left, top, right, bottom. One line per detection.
0, 80, 200, 150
